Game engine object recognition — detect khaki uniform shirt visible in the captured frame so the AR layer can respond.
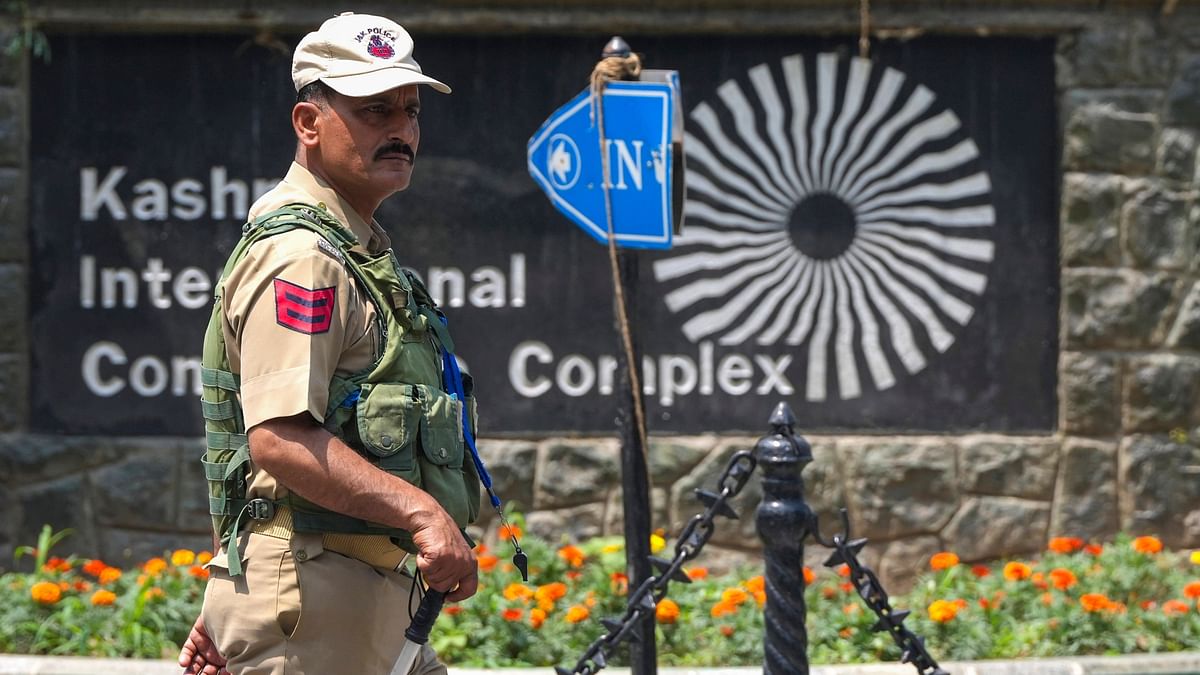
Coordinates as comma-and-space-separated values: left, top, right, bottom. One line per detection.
222, 161, 388, 501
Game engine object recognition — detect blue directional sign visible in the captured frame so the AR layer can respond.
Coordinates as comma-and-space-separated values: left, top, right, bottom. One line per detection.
528, 80, 677, 249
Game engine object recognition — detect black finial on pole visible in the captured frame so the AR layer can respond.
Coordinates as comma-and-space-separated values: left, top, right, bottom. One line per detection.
602, 36, 632, 58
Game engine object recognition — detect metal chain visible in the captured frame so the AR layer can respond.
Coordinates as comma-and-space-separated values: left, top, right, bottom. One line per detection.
556, 450, 758, 675
828, 533, 949, 675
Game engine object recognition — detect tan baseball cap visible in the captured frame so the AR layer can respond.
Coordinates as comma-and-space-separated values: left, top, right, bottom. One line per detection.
292, 12, 451, 96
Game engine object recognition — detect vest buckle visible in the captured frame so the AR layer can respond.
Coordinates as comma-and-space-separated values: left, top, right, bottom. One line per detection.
247, 498, 275, 521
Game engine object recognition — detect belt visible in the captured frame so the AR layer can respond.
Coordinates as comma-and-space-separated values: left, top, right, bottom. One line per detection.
251, 505, 411, 572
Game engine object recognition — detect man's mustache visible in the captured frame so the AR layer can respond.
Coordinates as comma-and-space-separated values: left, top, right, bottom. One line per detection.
374, 143, 415, 161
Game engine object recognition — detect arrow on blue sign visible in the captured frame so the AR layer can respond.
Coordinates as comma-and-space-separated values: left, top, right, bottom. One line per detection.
528, 80, 677, 250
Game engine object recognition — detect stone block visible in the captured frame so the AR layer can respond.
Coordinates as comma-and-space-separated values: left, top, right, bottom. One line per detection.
534, 440, 618, 509
16, 474, 99, 561
1058, 21, 1173, 89
1050, 438, 1118, 542
91, 451, 178, 530
0, 88, 23, 166
941, 497, 1050, 560
0, 29, 23, 87
0, 435, 142, 483
1119, 435, 1200, 548
603, 486, 669, 536
0, 264, 25, 352
0, 168, 26, 263
99, 528, 213, 568
1165, 54, 1200, 127
1060, 90, 1162, 126
647, 436, 715, 487
1063, 269, 1178, 349
670, 440, 762, 549
1122, 184, 1195, 270
1060, 173, 1123, 267
476, 439, 537, 516
1064, 103, 1157, 175
1157, 127, 1199, 182
1059, 352, 1120, 436
1166, 281, 1200, 350
839, 439, 958, 540
806, 439, 846, 537
524, 503, 605, 544
0, 354, 24, 431
875, 535, 941, 595
1123, 354, 1200, 433
959, 436, 1059, 501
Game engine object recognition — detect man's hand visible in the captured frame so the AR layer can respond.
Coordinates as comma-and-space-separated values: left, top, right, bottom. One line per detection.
178, 614, 229, 675
409, 497, 479, 602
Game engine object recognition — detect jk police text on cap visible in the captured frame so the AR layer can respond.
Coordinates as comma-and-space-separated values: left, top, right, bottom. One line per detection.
292, 12, 452, 96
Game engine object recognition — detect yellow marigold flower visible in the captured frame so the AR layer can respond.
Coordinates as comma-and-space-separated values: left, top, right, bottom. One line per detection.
90, 589, 117, 606
656, 598, 680, 624
143, 558, 168, 575
565, 605, 590, 623
649, 534, 666, 554
503, 583, 535, 602
1132, 536, 1163, 554
1191, 551, 1200, 565
30, 581, 61, 605
530, 607, 546, 629
98, 567, 122, 585
601, 543, 623, 554
929, 552, 959, 571
721, 587, 750, 605
196, 551, 213, 565
927, 599, 959, 623
171, 549, 196, 566
1003, 562, 1032, 581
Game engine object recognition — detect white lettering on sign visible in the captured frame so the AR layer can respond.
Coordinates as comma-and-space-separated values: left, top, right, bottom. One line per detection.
423, 254, 527, 309
79, 166, 278, 222
79, 256, 217, 310
604, 139, 644, 190
507, 340, 796, 406
81, 340, 202, 398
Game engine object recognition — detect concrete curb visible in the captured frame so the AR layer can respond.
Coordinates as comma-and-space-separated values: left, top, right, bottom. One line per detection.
0, 653, 1198, 674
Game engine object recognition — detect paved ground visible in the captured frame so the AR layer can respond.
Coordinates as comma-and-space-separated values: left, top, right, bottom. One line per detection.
1, 652, 1199, 674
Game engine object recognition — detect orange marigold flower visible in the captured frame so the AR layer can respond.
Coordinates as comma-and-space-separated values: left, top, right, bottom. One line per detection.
1163, 600, 1190, 616
656, 598, 680, 624
502, 608, 524, 622
171, 549, 196, 566
1183, 581, 1200, 599
73, 580, 91, 592
930, 552, 959, 571
1049, 568, 1077, 590
565, 605, 590, 623
558, 545, 586, 568
584, 591, 597, 608
1041, 592, 1054, 606
42, 556, 71, 573
474, 543, 489, 555
836, 564, 851, 577
189, 565, 210, 580
927, 599, 959, 623
1031, 572, 1049, 590
821, 587, 837, 599
722, 587, 750, 605
711, 600, 739, 618
687, 567, 708, 581
82, 559, 107, 577
1132, 536, 1163, 554
1003, 561, 1032, 581
803, 567, 815, 585
1085, 544, 1103, 555
978, 597, 992, 610
98, 567, 122, 585
497, 524, 523, 540
971, 565, 991, 578
503, 583, 535, 602
90, 589, 117, 606
566, 571, 582, 581
744, 575, 765, 594
444, 605, 463, 616
839, 627, 855, 639
1108, 601, 1127, 615
30, 581, 61, 605
143, 587, 164, 601
842, 603, 859, 615
536, 582, 567, 602
839, 582, 854, 593
610, 572, 629, 595
1080, 593, 1111, 612
143, 558, 168, 575
752, 590, 766, 606
530, 607, 546, 629
196, 551, 213, 565
1141, 600, 1157, 611
477, 554, 499, 572
57, 581, 69, 591
719, 625, 735, 637
1047, 537, 1084, 554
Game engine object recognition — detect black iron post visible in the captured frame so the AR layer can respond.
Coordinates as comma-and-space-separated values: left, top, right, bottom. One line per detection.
755, 401, 813, 675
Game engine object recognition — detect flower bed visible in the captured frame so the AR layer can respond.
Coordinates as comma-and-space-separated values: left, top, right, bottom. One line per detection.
2, 525, 1198, 668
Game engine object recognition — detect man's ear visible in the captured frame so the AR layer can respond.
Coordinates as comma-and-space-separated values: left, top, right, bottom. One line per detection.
293, 101, 322, 148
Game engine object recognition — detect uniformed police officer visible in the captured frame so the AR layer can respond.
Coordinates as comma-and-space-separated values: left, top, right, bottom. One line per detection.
179, 12, 478, 675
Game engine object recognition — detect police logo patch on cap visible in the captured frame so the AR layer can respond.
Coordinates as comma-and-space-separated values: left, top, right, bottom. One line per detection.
366, 34, 395, 59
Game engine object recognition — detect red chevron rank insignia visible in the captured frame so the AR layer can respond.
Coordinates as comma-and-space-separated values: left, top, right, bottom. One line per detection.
274, 278, 335, 334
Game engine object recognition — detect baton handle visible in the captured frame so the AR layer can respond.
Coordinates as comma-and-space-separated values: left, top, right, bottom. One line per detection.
405, 587, 446, 645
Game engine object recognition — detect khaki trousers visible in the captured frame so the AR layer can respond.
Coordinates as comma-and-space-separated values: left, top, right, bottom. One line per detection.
202, 532, 447, 675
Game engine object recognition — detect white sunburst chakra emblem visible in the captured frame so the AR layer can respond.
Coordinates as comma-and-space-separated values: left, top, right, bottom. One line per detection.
653, 53, 996, 402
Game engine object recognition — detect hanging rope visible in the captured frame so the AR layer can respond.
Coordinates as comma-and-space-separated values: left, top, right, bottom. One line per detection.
589, 50, 651, 460
859, 0, 871, 59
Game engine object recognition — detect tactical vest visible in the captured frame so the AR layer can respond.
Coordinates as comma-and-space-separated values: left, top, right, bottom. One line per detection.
201, 203, 481, 575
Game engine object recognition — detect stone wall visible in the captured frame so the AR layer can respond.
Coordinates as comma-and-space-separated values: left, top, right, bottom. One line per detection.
1, 2, 1199, 592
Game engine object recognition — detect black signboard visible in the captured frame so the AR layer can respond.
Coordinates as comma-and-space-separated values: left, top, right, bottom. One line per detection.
30, 33, 1057, 435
